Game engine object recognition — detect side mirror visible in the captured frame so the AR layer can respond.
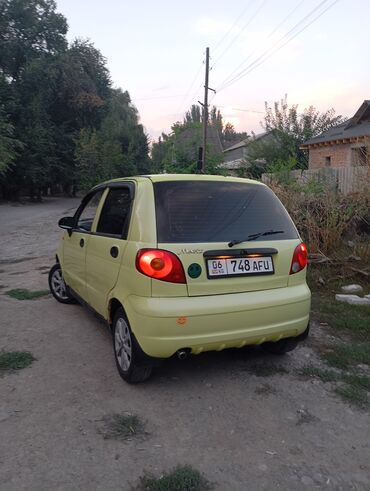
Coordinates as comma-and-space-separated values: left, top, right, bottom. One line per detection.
58, 216, 75, 231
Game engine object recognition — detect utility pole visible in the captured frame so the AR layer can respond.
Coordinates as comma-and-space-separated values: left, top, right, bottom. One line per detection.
201, 47, 210, 173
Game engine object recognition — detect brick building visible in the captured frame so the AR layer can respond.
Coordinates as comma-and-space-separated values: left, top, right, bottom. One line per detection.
301, 100, 370, 169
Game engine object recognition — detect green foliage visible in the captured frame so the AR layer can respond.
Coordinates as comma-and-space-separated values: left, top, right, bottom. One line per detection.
299, 366, 340, 382
0, 0, 68, 80
248, 95, 345, 170
151, 104, 229, 174
323, 344, 370, 370
270, 181, 370, 255
5, 288, 50, 300
335, 385, 368, 408
222, 122, 248, 148
135, 466, 213, 491
100, 413, 146, 440
0, 0, 150, 199
0, 105, 22, 175
0, 350, 35, 372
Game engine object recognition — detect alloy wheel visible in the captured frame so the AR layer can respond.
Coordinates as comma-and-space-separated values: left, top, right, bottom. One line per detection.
115, 318, 132, 371
51, 268, 69, 301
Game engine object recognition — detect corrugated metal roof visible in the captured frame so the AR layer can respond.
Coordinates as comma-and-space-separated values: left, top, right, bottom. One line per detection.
302, 100, 370, 146
223, 131, 269, 153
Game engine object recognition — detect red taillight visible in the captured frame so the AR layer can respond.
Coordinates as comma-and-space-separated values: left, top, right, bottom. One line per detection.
136, 249, 186, 284
290, 242, 308, 274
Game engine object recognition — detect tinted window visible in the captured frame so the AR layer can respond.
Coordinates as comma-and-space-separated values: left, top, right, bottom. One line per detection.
97, 187, 132, 237
154, 181, 298, 243
76, 190, 104, 232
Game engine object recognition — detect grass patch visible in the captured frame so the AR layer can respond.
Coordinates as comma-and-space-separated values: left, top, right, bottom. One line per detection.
5, 288, 50, 300
134, 465, 213, 491
245, 364, 288, 377
323, 344, 370, 369
100, 413, 146, 441
0, 351, 35, 374
342, 373, 370, 390
299, 366, 340, 382
335, 385, 368, 408
312, 292, 370, 341
299, 364, 370, 409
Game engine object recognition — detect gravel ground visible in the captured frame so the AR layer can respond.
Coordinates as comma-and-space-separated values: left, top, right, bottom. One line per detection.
0, 198, 369, 490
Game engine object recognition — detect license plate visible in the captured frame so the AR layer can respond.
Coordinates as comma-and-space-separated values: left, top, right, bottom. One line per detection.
207, 256, 274, 278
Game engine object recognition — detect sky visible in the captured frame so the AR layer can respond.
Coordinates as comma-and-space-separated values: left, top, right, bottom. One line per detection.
55, 0, 370, 142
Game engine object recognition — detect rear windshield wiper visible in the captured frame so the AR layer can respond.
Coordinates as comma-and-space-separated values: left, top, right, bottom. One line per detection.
228, 230, 285, 247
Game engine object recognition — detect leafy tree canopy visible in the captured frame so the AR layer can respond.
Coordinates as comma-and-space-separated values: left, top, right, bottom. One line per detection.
248, 95, 345, 171
0, 0, 68, 80
0, 0, 150, 199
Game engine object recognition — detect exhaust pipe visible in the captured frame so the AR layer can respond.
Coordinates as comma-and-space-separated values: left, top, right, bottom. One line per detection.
177, 349, 190, 360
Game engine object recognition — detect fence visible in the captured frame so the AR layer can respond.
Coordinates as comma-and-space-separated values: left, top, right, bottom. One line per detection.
261, 166, 370, 194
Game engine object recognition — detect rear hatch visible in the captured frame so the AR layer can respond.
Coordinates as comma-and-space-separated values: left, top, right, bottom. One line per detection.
153, 179, 300, 297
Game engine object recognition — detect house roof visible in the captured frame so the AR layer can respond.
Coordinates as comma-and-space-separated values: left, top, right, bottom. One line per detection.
223, 131, 269, 153
301, 100, 370, 147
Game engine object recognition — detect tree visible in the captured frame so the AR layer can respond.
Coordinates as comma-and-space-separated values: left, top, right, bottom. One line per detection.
152, 105, 253, 174
184, 104, 201, 125
0, 1, 150, 198
222, 122, 248, 147
249, 96, 345, 170
0, 106, 22, 176
0, 0, 68, 80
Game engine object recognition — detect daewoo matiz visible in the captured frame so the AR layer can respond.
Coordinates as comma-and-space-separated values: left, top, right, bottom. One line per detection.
49, 175, 311, 383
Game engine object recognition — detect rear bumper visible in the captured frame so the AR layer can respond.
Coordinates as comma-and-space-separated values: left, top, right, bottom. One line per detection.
124, 284, 311, 358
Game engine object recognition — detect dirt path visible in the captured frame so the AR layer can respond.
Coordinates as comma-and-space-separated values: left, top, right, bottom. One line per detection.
0, 199, 369, 490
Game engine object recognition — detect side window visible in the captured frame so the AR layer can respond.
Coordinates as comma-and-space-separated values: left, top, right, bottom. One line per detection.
76, 190, 105, 232
96, 187, 132, 238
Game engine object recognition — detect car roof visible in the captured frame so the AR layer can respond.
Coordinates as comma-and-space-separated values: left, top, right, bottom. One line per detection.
93, 174, 265, 188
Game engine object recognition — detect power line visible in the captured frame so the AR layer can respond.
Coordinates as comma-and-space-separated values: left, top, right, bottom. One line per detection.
211, 0, 255, 56
217, 105, 264, 114
135, 94, 187, 101
211, 0, 268, 69
175, 61, 204, 118
218, 0, 331, 91
219, 0, 306, 89
217, 0, 339, 92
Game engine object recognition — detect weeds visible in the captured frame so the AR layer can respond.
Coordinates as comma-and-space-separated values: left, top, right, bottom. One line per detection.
0, 351, 35, 374
299, 365, 370, 409
335, 385, 368, 408
310, 289, 370, 342
5, 288, 50, 300
99, 413, 146, 441
299, 366, 340, 382
270, 180, 370, 256
134, 465, 213, 491
323, 344, 370, 370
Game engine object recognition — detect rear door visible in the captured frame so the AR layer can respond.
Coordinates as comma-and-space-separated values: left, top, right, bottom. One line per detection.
153, 180, 300, 297
85, 183, 134, 317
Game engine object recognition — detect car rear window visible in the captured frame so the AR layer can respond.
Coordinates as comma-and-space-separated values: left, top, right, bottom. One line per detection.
154, 180, 298, 243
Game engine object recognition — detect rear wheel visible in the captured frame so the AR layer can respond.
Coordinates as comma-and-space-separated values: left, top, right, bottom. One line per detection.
48, 263, 76, 304
262, 337, 299, 355
113, 308, 153, 384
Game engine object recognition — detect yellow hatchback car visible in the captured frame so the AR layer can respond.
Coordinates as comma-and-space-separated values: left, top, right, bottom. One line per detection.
49, 174, 311, 383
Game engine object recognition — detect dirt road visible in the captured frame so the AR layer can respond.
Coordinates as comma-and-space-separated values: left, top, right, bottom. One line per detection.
0, 198, 369, 490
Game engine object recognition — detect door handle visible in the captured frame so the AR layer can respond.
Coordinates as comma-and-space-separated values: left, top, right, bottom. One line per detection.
80, 238, 84, 248
110, 246, 119, 258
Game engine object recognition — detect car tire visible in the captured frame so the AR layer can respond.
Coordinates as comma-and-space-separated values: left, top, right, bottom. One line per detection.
262, 337, 299, 355
48, 263, 76, 304
113, 308, 153, 384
